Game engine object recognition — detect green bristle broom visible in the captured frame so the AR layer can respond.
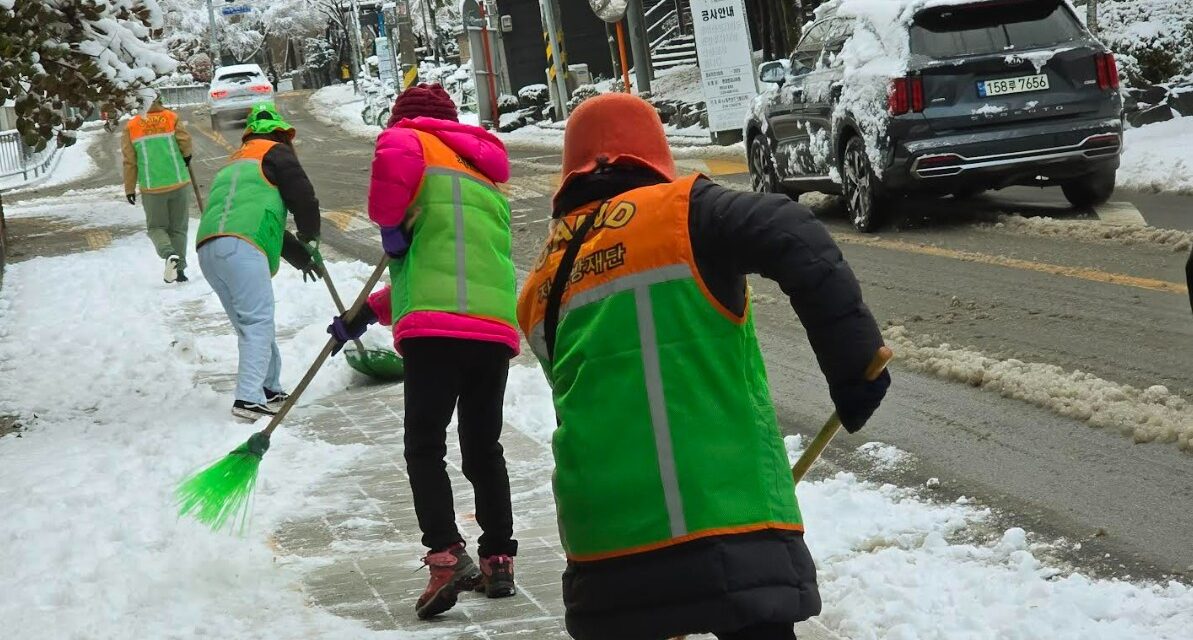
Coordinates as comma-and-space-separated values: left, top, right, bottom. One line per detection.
176, 256, 391, 532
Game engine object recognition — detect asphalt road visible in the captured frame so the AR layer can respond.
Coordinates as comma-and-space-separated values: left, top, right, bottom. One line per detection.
17, 91, 1192, 581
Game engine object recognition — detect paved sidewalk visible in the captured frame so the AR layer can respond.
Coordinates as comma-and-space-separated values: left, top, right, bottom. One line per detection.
264, 355, 842, 640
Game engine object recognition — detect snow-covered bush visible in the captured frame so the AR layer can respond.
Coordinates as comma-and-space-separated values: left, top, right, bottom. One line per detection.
567, 84, 600, 111
497, 94, 519, 114
0, 0, 177, 149
1095, 0, 1193, 85
518, 84, 550, 108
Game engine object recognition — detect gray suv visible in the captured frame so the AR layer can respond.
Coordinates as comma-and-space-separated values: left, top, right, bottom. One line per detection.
746, 0, 1124, 231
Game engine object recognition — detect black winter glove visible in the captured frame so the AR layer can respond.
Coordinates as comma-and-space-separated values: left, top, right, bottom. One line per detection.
183, 156, 192, 166
327, 304, 378, 355
126, 193, 136, 205
830, 369, 892, 433
281, 231, 322, 281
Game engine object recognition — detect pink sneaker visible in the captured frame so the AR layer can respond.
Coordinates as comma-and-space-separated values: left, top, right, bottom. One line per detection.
415, 543, 481, 619
476, 555, 516, 598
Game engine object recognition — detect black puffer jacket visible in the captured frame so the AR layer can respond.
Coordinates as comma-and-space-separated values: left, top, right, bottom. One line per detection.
555, 171, 883, 640
242, 131, 321, 269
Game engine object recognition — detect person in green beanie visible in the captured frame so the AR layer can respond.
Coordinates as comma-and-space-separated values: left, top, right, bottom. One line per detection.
196, 103, 322, 420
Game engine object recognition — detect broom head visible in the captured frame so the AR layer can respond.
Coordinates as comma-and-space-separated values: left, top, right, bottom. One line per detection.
176, 431, 271, 533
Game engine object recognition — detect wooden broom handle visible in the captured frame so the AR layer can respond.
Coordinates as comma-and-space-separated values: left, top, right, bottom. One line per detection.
261, 256, 389, 437
791, 346, 893, 483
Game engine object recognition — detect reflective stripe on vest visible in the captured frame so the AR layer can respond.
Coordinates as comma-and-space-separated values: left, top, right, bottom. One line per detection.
390, 131, 517, 330
517, 175, 803, 562
128, 111, 187, 191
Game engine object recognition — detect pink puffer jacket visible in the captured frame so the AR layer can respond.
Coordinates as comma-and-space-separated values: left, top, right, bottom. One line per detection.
365, 117, 520, 356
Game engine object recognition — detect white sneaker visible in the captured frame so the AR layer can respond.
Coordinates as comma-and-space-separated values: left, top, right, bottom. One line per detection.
163, 255, 180, 283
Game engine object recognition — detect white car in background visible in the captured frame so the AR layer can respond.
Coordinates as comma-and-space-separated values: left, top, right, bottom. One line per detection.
208, 64, 274, 129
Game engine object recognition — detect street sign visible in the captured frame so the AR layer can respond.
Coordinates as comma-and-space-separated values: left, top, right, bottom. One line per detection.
690, 0, 757, 133
220, 4, 251, 16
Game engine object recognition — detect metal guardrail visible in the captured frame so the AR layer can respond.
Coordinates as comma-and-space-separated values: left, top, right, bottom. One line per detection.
156, 84, 211, 108
0, 130, 59, 184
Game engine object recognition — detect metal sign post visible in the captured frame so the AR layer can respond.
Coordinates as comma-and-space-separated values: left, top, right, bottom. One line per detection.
541, 0, 570, 118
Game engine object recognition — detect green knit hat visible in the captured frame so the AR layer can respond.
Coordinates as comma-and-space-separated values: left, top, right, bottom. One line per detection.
243, 102, 295, 140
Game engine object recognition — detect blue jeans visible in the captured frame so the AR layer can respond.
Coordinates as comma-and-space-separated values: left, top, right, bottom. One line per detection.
198, 236, 281, 405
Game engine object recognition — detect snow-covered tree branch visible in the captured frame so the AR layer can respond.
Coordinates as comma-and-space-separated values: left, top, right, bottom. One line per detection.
0, 0, 177, 149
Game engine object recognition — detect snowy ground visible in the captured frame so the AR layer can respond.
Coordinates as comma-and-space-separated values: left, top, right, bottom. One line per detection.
0, 125, 101, 193
1120, 118, 1193, 195
0, 194, 401, 637
3, 190, 1191, 636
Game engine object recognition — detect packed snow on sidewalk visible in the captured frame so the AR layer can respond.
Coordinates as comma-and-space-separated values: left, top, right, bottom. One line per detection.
503, 368, 1193, 640
0, 195, 408, 637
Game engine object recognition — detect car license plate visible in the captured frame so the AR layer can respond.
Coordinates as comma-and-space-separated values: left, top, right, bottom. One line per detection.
977, 74, 1050, 98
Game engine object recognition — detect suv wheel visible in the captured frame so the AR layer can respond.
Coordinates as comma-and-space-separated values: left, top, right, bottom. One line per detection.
749, 135, 780, 194
841, 136, 886, 232
1061, 169, 1116, 208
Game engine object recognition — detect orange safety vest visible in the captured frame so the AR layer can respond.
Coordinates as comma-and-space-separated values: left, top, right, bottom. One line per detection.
127, 109, 189, 192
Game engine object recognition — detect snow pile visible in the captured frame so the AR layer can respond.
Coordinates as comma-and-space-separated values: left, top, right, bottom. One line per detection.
505, 370, 1193, 637
308, 83, 382, 139
0, 126, 101, 192
883, 325, 1193, 450
1118, 118, 1193, 195
988, 214, 1193, 252
0, 196, 404, 636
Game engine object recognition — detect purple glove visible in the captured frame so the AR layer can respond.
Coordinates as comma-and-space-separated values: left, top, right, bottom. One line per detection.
327, 306, 377, 355
381, 225, 411, 258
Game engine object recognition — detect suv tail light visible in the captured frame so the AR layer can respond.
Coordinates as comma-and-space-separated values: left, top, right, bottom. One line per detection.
889, 77, 925, 115
1095, 53, 1119, 91
210, 89, 228, 99
249, 84, 272, 94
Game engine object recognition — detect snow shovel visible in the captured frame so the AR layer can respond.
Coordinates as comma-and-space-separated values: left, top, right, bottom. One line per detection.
791, 345, 894, 483
176, 256, 391, 533
320, 263, 405, 382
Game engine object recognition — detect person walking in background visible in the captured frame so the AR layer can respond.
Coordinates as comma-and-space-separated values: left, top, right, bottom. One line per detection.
516, 93, 891, 640
122, 94, 193, 283
196, 103, 322, 421
327, 84, 520, 619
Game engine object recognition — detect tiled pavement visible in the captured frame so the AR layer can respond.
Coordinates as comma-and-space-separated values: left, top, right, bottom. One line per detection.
258, 355, 841, 639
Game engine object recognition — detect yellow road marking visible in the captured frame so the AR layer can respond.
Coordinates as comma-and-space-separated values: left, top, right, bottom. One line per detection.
83, 230, 111, 250
702, 158, 749, 176
193, 120, 236, 153
837, 235, 1187, 295
323, 209, 374, 232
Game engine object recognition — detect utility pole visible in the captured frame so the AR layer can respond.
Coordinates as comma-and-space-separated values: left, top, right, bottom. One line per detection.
347, 0, 365, 90
540, 0, 570, 118
206, 0, 219, 64
1086, 0, 1099, 35
418, 0, 436, 62
625, 0, 652, 95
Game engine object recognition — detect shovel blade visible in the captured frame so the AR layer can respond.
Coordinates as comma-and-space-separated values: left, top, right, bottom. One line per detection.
345, 348, 405, 381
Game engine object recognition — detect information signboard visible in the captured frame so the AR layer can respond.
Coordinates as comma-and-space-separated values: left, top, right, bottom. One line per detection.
689, 0, 757, 133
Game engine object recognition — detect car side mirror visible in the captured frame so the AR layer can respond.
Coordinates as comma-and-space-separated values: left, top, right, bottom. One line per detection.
759, 60, 788, 86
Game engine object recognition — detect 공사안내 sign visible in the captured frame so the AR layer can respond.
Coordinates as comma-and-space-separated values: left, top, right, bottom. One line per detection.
690, 0, 757, 133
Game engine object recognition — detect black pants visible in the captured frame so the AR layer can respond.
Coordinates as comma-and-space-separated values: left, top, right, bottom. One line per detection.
715, 624, 797, 640
401, 337, 518, 558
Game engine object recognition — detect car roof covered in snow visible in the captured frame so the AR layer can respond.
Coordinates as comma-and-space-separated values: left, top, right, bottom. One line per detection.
214, 64, 265, 77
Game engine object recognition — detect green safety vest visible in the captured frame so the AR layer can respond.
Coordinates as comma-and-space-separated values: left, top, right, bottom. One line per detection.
390, 130, 518, 329
196, 139, 287, 274
517, 175, 804, 562
127, 109, 188, 192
